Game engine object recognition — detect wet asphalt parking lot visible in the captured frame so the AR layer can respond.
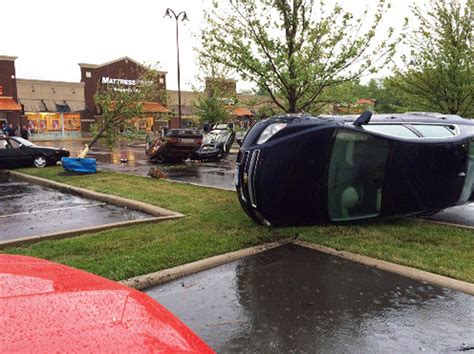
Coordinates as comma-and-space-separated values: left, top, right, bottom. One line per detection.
2, 139, 472, 351
0, 173, 150, 242
147, 244, 474, 353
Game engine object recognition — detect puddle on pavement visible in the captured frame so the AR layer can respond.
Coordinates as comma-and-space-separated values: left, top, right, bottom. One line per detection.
146, 244, 474, 353
0, 174, 152, 242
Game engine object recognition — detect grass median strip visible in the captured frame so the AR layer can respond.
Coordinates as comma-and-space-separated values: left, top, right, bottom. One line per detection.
3, 166, 473, 284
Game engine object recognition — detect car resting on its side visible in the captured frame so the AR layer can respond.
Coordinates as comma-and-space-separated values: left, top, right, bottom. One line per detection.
0, 135, 70, 168
236, 112, 474, 226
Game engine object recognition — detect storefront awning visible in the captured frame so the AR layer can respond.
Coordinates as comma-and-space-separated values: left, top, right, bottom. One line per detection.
42, 100, 57, 112
232, 107, 253, 116
66, 100, 86, 112
143, 102, 169, 113
19, 99, 46, 112
0, 97, 21, 111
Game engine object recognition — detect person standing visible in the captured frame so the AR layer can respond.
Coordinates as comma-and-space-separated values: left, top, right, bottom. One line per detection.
6, 123, 15, 136
20, 125, 29, 140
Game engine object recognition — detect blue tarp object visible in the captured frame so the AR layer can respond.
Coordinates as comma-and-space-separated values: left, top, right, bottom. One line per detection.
61, 157, 97, 173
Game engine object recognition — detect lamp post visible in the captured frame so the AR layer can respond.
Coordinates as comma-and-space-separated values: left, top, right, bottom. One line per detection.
164, 8, 188, 129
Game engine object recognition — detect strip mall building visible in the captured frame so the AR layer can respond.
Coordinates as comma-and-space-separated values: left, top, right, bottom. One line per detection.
0, 55, 168, 138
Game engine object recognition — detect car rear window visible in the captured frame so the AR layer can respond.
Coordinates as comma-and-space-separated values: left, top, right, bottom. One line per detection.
363, 124, 418, 138
411, 124, 455, 138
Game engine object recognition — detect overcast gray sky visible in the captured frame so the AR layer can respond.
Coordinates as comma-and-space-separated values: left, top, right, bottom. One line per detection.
2, 0, 429, 91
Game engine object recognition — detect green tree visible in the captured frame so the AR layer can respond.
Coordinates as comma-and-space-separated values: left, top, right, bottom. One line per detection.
200, 0, 404, 113
390, 0, 473, 117
194, 96, 231, 125
192, 56, 233, 125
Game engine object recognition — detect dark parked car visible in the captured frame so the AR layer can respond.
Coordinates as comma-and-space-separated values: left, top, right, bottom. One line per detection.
192, 123, 235, 161
236, 112, 474, 226
0, 135, 70, 168
146, 129, 202, 163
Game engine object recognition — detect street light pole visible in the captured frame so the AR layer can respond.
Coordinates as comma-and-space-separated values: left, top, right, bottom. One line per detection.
165, 8, 188, 129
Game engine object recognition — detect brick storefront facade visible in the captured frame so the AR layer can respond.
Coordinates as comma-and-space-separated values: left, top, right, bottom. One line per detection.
0, 56, 20, 124
79, 57, 167, 131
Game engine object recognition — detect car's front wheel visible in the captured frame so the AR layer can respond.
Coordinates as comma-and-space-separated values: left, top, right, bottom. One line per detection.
32, 155, 47, 168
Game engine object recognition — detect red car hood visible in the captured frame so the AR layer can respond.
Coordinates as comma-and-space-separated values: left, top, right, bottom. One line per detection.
0, 254, 213, 353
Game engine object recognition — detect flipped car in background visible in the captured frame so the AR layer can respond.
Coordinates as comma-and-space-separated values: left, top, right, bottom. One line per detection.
145, 129, 202, 163
192, 123, 235, 161
0, 254, 214, 353
0, 135, 70, 168
236, 112, 474, 226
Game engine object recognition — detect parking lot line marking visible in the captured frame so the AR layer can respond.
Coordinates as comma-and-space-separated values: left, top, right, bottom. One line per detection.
0, 203, 107, 218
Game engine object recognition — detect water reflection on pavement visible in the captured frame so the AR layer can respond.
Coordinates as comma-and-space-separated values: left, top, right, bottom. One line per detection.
146, 244, 474, 353
0, 173, 150, 241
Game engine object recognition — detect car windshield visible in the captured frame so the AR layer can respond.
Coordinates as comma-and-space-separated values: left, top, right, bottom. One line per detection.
328, 129, 389, 221
13, 137, 35, 147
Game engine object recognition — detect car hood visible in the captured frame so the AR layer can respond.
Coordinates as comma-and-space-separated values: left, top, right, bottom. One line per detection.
0, 255, 213, 353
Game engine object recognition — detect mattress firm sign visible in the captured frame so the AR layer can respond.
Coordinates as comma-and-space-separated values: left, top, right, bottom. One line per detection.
101, 77, 152, 92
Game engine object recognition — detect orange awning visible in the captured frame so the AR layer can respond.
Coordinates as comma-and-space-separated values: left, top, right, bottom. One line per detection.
143, 102, 170, 113
232, 107, 253, 116
0, 97, 21, 111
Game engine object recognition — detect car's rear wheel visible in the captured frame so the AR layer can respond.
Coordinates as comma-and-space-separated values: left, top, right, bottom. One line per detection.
32, 155, 47, 168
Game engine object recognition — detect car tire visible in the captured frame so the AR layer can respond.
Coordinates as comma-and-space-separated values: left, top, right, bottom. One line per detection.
32, 155, 47, 168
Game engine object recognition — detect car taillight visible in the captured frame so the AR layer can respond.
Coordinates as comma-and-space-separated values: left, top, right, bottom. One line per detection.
169, 137, 179, 144
195, 138, 202, 145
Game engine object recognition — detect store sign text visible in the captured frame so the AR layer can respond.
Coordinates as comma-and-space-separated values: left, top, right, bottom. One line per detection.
101, 77, 137, 86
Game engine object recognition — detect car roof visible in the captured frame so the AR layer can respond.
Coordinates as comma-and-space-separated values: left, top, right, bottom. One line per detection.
0, 254, 213, 353
269, 112, 474, 126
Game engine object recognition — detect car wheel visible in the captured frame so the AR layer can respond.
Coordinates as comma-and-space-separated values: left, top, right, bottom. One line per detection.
32, 155, 47, 168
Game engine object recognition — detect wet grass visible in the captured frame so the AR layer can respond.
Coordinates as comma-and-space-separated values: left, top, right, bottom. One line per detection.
4, 167, 474, 283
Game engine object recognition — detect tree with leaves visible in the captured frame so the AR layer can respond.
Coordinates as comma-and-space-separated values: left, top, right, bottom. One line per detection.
192, 56, 234, 125
200, 0, 404, 114
390, 0, 473, 117
79, 65, 165, 157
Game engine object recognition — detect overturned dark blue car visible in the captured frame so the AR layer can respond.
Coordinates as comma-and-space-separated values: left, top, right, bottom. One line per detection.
235, 112, 474, 226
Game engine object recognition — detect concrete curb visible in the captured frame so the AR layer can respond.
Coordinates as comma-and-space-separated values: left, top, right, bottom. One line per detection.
416, 218, 474, 231
2, 171, 184, 248
121, 239, 474, 296
293, 240, 474, 296
7, 170, 183, 218
120, 239, 292, 290
0, 215, 180, 249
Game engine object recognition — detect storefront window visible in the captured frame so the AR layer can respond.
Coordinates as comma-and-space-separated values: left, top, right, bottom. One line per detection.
64, 114, 81, 131
27, 112, 81, 134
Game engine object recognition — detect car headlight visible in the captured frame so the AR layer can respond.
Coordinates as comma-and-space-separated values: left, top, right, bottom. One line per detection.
256, 123, 287, 144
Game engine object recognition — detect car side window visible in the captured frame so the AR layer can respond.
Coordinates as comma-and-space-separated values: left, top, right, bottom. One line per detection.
328, 129, 390, 221
363, 124, 418, 138
411, 124, 455, 138
8, 139, 21, 149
